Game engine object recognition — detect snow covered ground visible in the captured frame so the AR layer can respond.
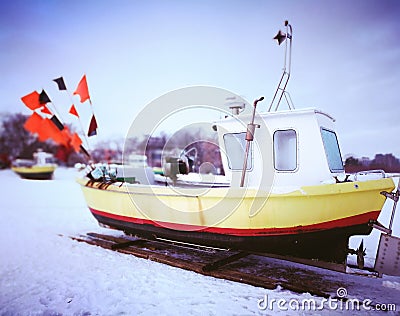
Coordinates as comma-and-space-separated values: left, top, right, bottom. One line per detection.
1, 168, 399, 315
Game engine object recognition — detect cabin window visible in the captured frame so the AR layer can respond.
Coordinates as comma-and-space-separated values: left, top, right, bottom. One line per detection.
223, 133, 252, 170
321, 128, 344, 172
273, 129, 297, 171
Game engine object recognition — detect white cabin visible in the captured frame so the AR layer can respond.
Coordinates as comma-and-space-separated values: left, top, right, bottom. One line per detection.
33, 150, 55, 166
215, 108, 345, 189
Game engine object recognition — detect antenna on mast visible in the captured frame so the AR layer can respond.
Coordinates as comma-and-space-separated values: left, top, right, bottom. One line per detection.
268, 20, 295, 112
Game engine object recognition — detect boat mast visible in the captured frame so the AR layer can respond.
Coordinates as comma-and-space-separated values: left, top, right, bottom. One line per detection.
268, 20, 295, 112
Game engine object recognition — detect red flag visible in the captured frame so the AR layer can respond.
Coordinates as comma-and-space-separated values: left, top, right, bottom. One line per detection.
40, 105, 52, 115
37, 129, 49, 142
21, 91, 42, 110
70, 133, 82, 153
37, 120, 52, 142
44, 118, 68, 146
24, 112, 43, 134
24, 113, 54, 143
73, 75, 90, 103
55, 146, 73, 162
62, 126, 72, 140
87, 115, 97, 137
24, 113, 69, 146
68, 104, 79, 117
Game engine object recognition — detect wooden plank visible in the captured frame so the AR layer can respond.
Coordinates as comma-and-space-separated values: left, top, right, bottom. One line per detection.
252, 251, 347, 273
86, 232, 138, 244
148, 252, 204, 273
70, 235, 115, 250
69, 233, 333, 297
207, 269, 278, 290
111, 240, 148, 250
202, 252, 249, 272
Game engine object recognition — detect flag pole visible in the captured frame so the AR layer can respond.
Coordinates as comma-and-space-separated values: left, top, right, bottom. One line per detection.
88, 98, 97, 135
67, 92, 91, 151
53, 76, 91, 153
39, 89, 64, 121
73, 74, 98, 139
38, 89, 80, 154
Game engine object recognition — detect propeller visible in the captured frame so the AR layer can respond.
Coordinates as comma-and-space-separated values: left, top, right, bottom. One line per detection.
356, 239, 366, 270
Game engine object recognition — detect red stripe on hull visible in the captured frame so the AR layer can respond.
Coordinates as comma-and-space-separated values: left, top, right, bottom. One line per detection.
89, 208, 381, 237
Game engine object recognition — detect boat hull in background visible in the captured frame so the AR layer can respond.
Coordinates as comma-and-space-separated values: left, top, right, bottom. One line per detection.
12, 165, 56, 180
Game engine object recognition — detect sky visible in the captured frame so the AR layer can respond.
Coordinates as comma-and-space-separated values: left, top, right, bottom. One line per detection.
0, 0, 399, 158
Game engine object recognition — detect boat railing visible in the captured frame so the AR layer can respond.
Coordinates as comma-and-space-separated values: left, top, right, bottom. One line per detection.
12, 159, 35, 168
354, 169, 386, 181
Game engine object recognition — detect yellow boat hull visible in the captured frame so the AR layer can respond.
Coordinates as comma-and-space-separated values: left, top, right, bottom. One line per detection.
12, 165, 57, 180
77, 177, 395, 262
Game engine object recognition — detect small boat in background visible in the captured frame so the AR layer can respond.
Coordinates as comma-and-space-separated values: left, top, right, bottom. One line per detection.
12, 149, 57, 180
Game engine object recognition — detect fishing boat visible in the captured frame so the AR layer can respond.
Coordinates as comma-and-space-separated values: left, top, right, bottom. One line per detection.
12, 150, 57, 180
77, 21, 396, 265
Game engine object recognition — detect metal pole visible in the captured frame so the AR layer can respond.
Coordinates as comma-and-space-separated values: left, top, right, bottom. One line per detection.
268, 21, 293, 112
240, 97, 264, 187
388, 177, 400, 234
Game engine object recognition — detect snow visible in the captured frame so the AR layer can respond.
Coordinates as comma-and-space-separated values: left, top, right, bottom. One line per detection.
1, 168, 399, 315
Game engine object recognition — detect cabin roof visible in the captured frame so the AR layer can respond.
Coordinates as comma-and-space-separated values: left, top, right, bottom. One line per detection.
258, 108, 335, 122
215, 108, 336, 128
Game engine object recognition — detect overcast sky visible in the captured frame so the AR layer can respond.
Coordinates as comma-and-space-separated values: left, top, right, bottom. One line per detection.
1, 0, 399, 158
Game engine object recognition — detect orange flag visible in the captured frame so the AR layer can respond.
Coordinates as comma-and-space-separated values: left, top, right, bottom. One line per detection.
68, 104, 79, 117
24, 113, 69, 146
24, 114, 54, 143
70, 133, 82, 153
61, 126, 72, 140
24, 112, 43, 134
21, 91, 42, 110
43, 118, 68, 146
37, 121, 51, 142
73, 75, 90, 103
40, 105, 52, 115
